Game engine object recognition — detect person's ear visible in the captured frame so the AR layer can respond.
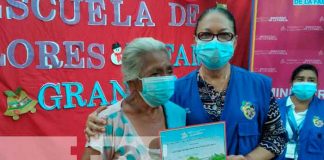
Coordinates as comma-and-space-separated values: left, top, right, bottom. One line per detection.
233, 35, 238, 49
128, 79, 142, 93
193, 34, 197, 43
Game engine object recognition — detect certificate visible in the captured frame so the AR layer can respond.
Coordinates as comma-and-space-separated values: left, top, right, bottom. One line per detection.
160, 122, 226, 160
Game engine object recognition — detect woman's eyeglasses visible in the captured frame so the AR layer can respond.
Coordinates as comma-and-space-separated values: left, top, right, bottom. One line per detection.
197, 32, 235, 42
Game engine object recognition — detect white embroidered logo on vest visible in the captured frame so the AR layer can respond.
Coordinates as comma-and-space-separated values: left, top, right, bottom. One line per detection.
313, 116, 324, 128
240, 101, 255, 120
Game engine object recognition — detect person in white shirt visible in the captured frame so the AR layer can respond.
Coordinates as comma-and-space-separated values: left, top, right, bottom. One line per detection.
277, 64, 324, 160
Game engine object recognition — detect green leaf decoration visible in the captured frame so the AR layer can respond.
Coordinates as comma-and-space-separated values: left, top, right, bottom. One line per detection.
209, 153, 226, 160
216, 3, 227, 10
15, 87, 22, 94
4, 90, 16, 97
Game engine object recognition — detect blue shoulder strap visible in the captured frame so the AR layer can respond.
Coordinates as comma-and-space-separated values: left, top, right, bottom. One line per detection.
163, 101, 186, 129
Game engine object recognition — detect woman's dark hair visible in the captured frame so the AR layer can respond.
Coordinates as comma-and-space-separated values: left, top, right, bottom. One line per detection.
291, 64, 319, 82
194, 6, 237, 35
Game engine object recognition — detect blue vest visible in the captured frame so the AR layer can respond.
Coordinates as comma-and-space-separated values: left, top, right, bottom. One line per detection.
277, 96, 324, 160
163, 101, 186, 129
170, 65, 271, 155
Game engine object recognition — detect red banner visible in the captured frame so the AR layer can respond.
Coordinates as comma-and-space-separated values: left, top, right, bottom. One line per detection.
0, 0, 252, 159
252, 0, 324, 99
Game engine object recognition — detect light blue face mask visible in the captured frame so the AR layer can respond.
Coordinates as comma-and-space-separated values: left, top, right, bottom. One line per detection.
291, 82, 317, 101
139, 75, 177, 108
195, 39, 234, 70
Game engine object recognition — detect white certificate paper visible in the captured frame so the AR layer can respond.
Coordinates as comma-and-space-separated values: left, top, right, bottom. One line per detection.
160, 122, 226, 160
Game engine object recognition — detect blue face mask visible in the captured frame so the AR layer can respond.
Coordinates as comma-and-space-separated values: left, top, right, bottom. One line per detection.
195, 39, 234, 70
291, 82, 317, 101
139, 75, 177, 107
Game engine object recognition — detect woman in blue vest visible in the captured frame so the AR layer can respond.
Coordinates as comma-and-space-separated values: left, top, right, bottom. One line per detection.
277, 64, 324, 160
169, 6, 287, 160
85, 6, 288, 160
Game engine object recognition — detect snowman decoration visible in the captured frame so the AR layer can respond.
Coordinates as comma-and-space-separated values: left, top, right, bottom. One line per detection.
111, 42, 123, 65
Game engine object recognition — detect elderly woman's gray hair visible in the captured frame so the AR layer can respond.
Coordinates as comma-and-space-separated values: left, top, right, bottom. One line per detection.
122, 37, 169, 82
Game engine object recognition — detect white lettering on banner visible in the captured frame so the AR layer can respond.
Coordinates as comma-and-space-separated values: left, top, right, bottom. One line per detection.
256, 16, 288, 22
289, 26, 304, 31
256, 35, 278, 41
281, 26, 287, 31
168, 2, 199, 26
0, 39, 105, 69
255, 50, 288, 55
31, 0, 56, 22
0, 39, 199, 69
272, 88, 291, 99
303, 59, 323, 64
319, 50, 324, 56
6, 0, 29, 20
304, 26, 324, 31
256, 68, 277, 73
293, 0, 324, 5
280, 25, 324, 32
88, 0, 107, 25
280, 59, 305, 64
319, 90, 324, 99
254, 50, 266, 55
282, 59, 322, 64
1, 0, 200, 26
134, 1, 155, 26
0, 54, 5, 66
256, 17, 269, 22
272, 88, 324, 99
269, 50, 288, 55
268, 16, 288, 22
7, 39, 34, 68
320, 16, 324, 22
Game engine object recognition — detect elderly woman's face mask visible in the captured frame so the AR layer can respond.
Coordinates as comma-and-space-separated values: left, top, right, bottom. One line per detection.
138, 75, 177, 107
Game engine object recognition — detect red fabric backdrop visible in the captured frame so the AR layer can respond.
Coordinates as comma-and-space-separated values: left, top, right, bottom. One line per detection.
0, 0, 252, 159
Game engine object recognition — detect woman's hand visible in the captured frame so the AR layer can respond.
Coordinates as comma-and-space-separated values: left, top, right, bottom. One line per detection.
85, 107, 107, 141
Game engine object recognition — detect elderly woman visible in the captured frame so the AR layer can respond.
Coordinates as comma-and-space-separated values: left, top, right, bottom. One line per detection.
82, 37, 186, 160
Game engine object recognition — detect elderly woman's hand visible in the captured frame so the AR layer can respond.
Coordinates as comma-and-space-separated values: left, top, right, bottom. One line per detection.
85, 107, 107, 141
